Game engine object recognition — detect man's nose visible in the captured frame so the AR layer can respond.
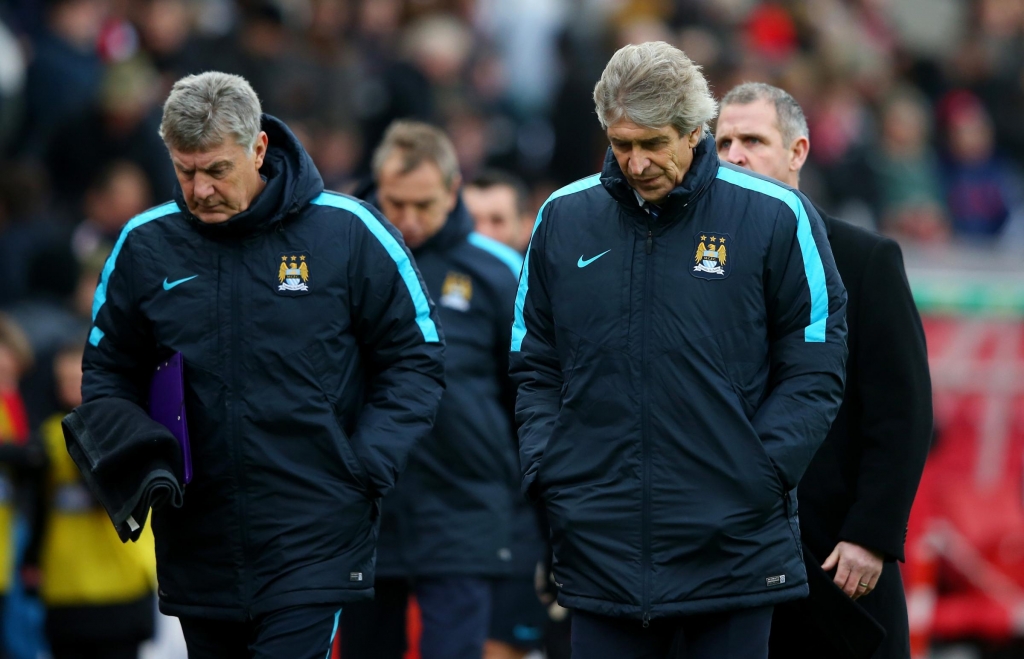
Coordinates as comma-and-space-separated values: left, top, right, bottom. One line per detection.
725, 143, 747, 166
628, 154, 650, 176
194, 175, 215, 200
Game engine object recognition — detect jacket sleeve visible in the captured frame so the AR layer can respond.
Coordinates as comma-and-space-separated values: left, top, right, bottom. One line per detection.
346, 204, 446, 498
82, 233, 157, 406
839, 239, 932, 561
491, 261, 522, 437
755, 196, 848, 492
508, 209, 560, 502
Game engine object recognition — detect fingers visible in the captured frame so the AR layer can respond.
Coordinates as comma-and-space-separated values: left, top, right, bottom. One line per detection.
834, 558, 855, 597
822, 546, 840, 572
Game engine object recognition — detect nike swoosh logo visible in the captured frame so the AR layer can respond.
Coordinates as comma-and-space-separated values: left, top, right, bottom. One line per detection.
162, 275, 198, 291
577, 250, 611, 268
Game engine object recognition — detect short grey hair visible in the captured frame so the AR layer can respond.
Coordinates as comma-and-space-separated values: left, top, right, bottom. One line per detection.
371, 121, 460, 189
721, 82, 809, 146
159, 72, 262, 152
594, 41, 718, 136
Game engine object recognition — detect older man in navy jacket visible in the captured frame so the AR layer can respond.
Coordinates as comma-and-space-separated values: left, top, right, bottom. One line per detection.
82, 73, 445, 658
510, 42, 848, 659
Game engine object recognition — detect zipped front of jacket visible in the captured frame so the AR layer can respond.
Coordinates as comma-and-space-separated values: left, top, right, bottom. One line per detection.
229, 244, 251, 609
640, 212, 654, 627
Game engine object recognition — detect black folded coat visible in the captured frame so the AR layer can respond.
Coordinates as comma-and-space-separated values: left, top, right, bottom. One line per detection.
62, 398, 184, 542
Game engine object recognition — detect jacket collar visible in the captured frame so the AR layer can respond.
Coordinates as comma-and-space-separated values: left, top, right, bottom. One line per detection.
175, 114, 325, 238
600, 133, 719, 222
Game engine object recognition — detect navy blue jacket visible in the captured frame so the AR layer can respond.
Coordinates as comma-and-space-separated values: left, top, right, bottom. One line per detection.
82, 115, 445, 620
510, 136, 848, 621
374, 196, 528, 578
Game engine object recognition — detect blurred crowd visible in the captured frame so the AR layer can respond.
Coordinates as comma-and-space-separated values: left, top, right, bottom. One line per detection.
0, 0, 1021, 657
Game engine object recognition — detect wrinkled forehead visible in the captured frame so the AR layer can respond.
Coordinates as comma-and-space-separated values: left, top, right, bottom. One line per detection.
606, 118, 679, 142
169, 138, 248, 168
716, 100, 782, 140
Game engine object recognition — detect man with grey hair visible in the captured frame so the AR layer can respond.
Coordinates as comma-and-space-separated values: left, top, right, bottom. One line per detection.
510, 41, 848, 658
78, 72, 446, 658
717, 82, 931, 659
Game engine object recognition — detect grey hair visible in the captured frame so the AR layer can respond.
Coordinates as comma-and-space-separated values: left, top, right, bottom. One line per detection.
159, 72, 262, 152
594, 41, 718, 136
371, 120, 461, 189
721, 82, 809, 146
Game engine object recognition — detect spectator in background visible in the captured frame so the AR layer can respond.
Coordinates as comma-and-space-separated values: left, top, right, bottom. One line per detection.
71, 160, 151, 261
18, 0, 108, 156
939, 90, 1023, 239
0, 14, 25, 152
464, 169, 532, 253
46, 57, 173, 213
8, 240, 88, 429
25, 341, 157, 659
0, 314, 34, 658
872, 90, 949, 242
347, 121, 523, 659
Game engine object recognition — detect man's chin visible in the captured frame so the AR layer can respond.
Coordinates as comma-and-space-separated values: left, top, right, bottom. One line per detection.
193, 208, 233, 224
632, 183, 671, 204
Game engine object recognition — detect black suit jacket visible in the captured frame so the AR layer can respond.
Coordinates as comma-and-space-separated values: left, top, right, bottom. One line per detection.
800, 213, 932, 564
770, 212, 932, 659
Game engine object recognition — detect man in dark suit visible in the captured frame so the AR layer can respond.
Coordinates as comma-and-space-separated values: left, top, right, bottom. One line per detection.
716, 82, 933, 659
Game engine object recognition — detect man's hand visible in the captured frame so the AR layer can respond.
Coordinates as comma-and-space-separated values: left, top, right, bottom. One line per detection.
822, 541, 884, 600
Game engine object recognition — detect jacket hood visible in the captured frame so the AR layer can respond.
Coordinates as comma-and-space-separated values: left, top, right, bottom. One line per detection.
600, 133, 719, 220
175, 114, 324, 237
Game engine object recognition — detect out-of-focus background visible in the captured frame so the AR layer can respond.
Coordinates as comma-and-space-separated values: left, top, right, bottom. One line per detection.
0, 1, 1021, 658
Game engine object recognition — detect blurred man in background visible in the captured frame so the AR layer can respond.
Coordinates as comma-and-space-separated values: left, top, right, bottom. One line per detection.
464, 169, 532, 254
344, 120, 528, 659
511, 42, 848, 659
716, 82, 933, 659
463, 167, 549, 659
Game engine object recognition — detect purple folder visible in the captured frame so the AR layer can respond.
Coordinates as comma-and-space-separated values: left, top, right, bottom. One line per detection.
149, 352, 192, 485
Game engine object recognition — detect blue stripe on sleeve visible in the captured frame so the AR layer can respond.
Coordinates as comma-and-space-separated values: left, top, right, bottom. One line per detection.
89, 202, 179, 347
468, 232, 524, 277
714, 166, 829, 343
312, 192, 440, 343
511, 174, 602, 352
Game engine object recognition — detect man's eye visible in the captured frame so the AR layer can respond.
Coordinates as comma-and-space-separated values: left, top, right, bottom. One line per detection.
745, 137, 760, 145
717, 140, 730, 151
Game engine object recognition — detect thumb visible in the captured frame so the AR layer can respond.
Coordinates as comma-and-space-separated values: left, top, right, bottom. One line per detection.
822, 546, 841, 572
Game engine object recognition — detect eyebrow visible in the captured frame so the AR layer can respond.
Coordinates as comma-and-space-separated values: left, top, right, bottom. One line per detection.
718, 131, 771, 144
174, 159, 235, 174
612, 136, 670, 147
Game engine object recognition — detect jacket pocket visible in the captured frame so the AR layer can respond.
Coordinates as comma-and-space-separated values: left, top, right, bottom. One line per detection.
327, 408, 372, 495
300, 341, 374, 495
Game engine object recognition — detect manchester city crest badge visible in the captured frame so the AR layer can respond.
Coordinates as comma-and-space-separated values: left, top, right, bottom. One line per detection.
277, 253, 311, 296
440, 272, 473, 311
691, 232, 731, 280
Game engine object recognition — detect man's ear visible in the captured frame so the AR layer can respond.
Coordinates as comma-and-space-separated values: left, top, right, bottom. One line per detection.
253, 132, 269, 169
446, 173, 463, 213
687, 126, 703, 148
789, 136, 810, 173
